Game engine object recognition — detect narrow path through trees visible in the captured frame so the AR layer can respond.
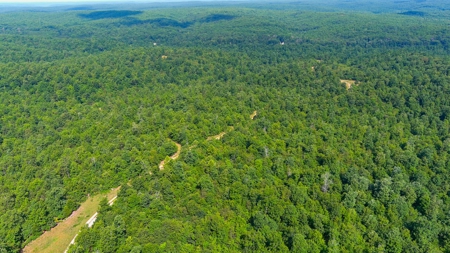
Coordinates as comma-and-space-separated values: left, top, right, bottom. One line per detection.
159, 141, 182, 170
207, 126, 234, 141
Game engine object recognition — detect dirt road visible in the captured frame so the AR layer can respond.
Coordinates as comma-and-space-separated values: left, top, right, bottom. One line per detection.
23, 187, 120, 253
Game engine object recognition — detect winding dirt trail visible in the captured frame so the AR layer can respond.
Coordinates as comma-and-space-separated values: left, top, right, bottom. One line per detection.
207, 126, 234, 141
159, 142, 182, 170
250, 110, 258, 120
39, 110, 259, 252
207, 132, 227, 141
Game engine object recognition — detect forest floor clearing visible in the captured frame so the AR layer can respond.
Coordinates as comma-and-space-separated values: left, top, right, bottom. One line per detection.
159, 142, 182, 170
340, 79, 357, 90
250, 111, 258, 120
23, 187, 120, 253
207, 126, 234, 141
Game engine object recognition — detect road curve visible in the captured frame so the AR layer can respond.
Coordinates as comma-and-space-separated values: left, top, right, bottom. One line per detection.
159, 142, 182, 170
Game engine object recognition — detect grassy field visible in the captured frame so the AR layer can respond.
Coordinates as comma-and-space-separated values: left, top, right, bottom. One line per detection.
22, 187, 120, 253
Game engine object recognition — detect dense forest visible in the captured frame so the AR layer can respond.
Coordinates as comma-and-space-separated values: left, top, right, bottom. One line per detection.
1, 0, 450, 252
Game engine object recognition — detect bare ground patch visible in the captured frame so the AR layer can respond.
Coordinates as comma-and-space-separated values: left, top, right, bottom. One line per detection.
340, 79, 357, 90
23, 187, 120, 253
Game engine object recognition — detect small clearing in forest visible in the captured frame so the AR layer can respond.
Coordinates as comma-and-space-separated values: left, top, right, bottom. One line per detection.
250, 111, 257, 120
23, 187, 120, 253
340, 79, 357, 90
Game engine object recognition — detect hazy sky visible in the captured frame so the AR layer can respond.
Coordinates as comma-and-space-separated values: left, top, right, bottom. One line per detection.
0, 0, 228, 2
1, 0, 140, 1
0, 0, 108, 2
0, 0, 210, 3
1, 0, 100, 2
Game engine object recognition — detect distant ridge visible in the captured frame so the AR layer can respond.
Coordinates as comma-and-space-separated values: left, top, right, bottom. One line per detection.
398, 10, 426, 16
66, 6, 94, 11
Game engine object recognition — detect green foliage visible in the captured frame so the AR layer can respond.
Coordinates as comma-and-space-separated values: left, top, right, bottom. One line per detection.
1, 1, 450, 252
